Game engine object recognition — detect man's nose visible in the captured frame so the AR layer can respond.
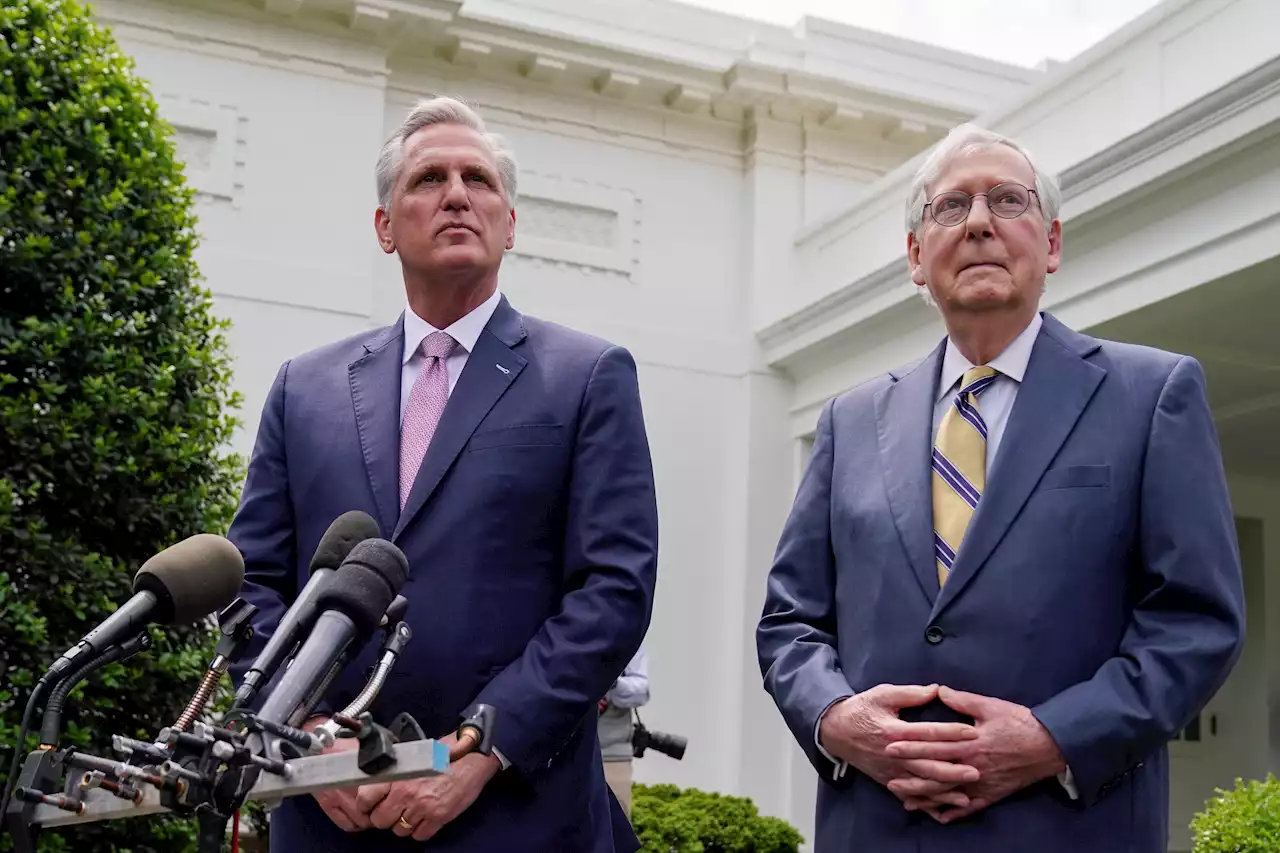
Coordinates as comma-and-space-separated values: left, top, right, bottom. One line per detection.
965, 196, 994, 239
442, 173, 470, 209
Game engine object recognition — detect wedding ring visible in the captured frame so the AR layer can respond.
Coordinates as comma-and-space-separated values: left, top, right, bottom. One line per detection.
398, 816, 413, 830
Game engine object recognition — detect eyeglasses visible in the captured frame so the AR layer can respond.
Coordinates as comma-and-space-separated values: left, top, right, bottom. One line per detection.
924, 182, 1039, 227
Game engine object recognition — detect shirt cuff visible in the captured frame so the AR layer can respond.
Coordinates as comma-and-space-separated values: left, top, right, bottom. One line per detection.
1058, 765, 1078, 799
814, 704, 848, 781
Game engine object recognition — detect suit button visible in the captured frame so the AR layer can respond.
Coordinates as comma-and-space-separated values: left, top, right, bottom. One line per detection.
925, 625, 945, 644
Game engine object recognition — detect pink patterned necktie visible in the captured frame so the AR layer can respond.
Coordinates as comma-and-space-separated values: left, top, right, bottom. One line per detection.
399, 330, 457, 510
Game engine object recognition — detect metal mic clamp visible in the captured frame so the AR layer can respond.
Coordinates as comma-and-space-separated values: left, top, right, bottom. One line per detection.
313, 621, 413, 744
455, 704, 497, 760
170, 598, 257, 735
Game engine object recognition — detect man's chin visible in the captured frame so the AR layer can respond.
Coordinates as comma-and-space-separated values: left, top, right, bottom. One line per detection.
420, 249, 487, 273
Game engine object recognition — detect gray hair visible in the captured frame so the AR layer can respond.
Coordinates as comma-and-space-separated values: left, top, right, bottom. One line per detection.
375, 96, 518, 209
904, 123, 1061, 235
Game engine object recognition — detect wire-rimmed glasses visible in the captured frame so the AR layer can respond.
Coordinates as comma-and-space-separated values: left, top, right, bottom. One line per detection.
925, 182, 1039, 227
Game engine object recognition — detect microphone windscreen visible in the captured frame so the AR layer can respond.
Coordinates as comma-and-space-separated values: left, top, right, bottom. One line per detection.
315, 539, 408, 636
343, 538, 409, 592
308, 510, 381, 574
134, 533, 246, 624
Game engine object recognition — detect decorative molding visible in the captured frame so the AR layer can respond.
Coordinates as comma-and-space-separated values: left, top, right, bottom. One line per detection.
158, 97, 245, 206
509, 173, 640, 280
266, 0, 1027, 134
350, 2, 391, 34
1060, 53, 1280, 198
385, 81, 747, 169
92, 0, 391, 86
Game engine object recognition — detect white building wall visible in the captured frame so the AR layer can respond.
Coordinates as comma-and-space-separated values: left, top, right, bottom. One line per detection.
96, 0, 393, 463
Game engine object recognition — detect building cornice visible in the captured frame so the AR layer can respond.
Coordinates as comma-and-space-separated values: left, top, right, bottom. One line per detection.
119, 0, 1038, 156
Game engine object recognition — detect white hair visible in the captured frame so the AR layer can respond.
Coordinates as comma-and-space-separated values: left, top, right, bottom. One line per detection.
904, 123, 1061, 236
375, 96, 518, 209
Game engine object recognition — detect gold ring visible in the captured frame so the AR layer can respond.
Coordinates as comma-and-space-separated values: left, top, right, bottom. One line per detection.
398, 816, 413, 830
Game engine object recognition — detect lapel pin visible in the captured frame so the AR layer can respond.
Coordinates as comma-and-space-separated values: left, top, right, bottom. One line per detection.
495, 363, 510, 375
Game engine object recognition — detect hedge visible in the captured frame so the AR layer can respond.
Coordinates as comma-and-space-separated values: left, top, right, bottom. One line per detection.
632, 783, 804, 853
0, 0, 243, 850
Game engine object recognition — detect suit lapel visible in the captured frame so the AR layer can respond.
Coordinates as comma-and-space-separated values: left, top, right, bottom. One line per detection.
931, 314, 1105, 617
349, 317, 406, 540
875, 340, 947, 605
392, 296, 528, 542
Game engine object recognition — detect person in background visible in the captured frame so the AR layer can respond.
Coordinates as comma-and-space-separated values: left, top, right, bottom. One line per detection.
598, 646, 649, 818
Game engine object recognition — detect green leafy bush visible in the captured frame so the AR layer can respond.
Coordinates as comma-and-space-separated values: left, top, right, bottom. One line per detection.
1190, 774, 1280, 853
633, 783, 804, 853
0, 0, 243, 850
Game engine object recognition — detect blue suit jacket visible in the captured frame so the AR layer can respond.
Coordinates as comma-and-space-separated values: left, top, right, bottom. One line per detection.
226, 295, 658, 852
756, 313, 1245, 853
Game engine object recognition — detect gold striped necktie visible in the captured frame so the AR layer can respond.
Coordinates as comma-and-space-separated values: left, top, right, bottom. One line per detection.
932, 365, 999, 587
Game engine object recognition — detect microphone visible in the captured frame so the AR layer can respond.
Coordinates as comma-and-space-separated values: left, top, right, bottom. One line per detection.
253, 538, 408, 733
231, 510, 381, 710
47, 533, 246, 685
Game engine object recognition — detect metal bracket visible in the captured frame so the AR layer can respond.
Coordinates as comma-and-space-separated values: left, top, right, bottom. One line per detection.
24, 738, 449, 828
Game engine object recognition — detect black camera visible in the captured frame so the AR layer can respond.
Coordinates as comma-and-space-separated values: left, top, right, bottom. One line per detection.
631, 715, 686, 761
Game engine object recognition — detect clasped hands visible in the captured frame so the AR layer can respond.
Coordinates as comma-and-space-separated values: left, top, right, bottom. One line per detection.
818, 684, 1067, 823
305, 722, 500, 842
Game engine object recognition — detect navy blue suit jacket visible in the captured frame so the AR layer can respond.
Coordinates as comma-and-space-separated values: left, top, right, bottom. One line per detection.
757, 313, 1245, 853
226, 295, 658, 852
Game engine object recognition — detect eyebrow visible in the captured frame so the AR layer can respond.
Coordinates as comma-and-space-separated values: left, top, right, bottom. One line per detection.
411, 160, 498, 177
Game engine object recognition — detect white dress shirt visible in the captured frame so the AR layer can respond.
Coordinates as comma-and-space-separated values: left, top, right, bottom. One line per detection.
400, 287, 502, 422
605, 647, 650, 710
817, 312, 1077, 798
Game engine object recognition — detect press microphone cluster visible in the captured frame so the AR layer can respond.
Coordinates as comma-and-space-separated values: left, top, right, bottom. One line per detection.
4, 511, 500, 853
231, 510, 381, 711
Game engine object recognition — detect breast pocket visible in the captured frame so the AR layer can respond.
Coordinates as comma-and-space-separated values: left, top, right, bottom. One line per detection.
465, 420, 565, 448
467, 424, 564, 452
1039, 464, 1110, 490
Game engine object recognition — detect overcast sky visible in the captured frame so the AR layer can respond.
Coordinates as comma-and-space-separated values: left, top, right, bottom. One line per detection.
674, 0, 1166, 68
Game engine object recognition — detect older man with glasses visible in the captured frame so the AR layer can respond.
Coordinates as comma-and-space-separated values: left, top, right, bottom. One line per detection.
757, 123, 1246, 853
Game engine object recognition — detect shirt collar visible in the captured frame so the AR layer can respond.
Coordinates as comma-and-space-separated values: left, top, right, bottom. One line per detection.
936, 311, 1043, 402
402, 287, 502, 365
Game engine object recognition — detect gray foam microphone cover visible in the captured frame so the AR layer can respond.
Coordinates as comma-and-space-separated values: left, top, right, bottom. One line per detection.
134, 533, 246, 624
314, 538, 409, 636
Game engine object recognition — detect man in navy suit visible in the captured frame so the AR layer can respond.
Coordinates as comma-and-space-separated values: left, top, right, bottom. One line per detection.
756, 124, 1245, 852
226, 96, 658, 852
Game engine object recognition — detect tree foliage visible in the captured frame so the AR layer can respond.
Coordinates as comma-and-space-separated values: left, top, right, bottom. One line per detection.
0, 0, 243, 849
632, 783, 804, 853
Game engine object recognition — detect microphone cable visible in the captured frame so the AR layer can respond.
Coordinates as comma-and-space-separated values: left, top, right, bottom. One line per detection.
38, 632, 152, 748
0, 674, 55, 828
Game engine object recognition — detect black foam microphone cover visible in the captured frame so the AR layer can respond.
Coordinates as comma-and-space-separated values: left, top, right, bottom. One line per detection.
308, 510, 381, 574
134, 533, 246, 624
315, 538, 408, 637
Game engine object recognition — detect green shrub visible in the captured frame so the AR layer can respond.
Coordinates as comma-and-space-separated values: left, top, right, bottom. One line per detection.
1190, 774, 1280, 853
0, 0, 243, 850
632, 783, 804, 853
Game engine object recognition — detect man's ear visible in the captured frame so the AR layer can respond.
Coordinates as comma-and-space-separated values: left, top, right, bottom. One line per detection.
1045, 219, 1063, 275
505, 207, 516, 250
374, 206, 395, 254
908, 230, 926, 286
